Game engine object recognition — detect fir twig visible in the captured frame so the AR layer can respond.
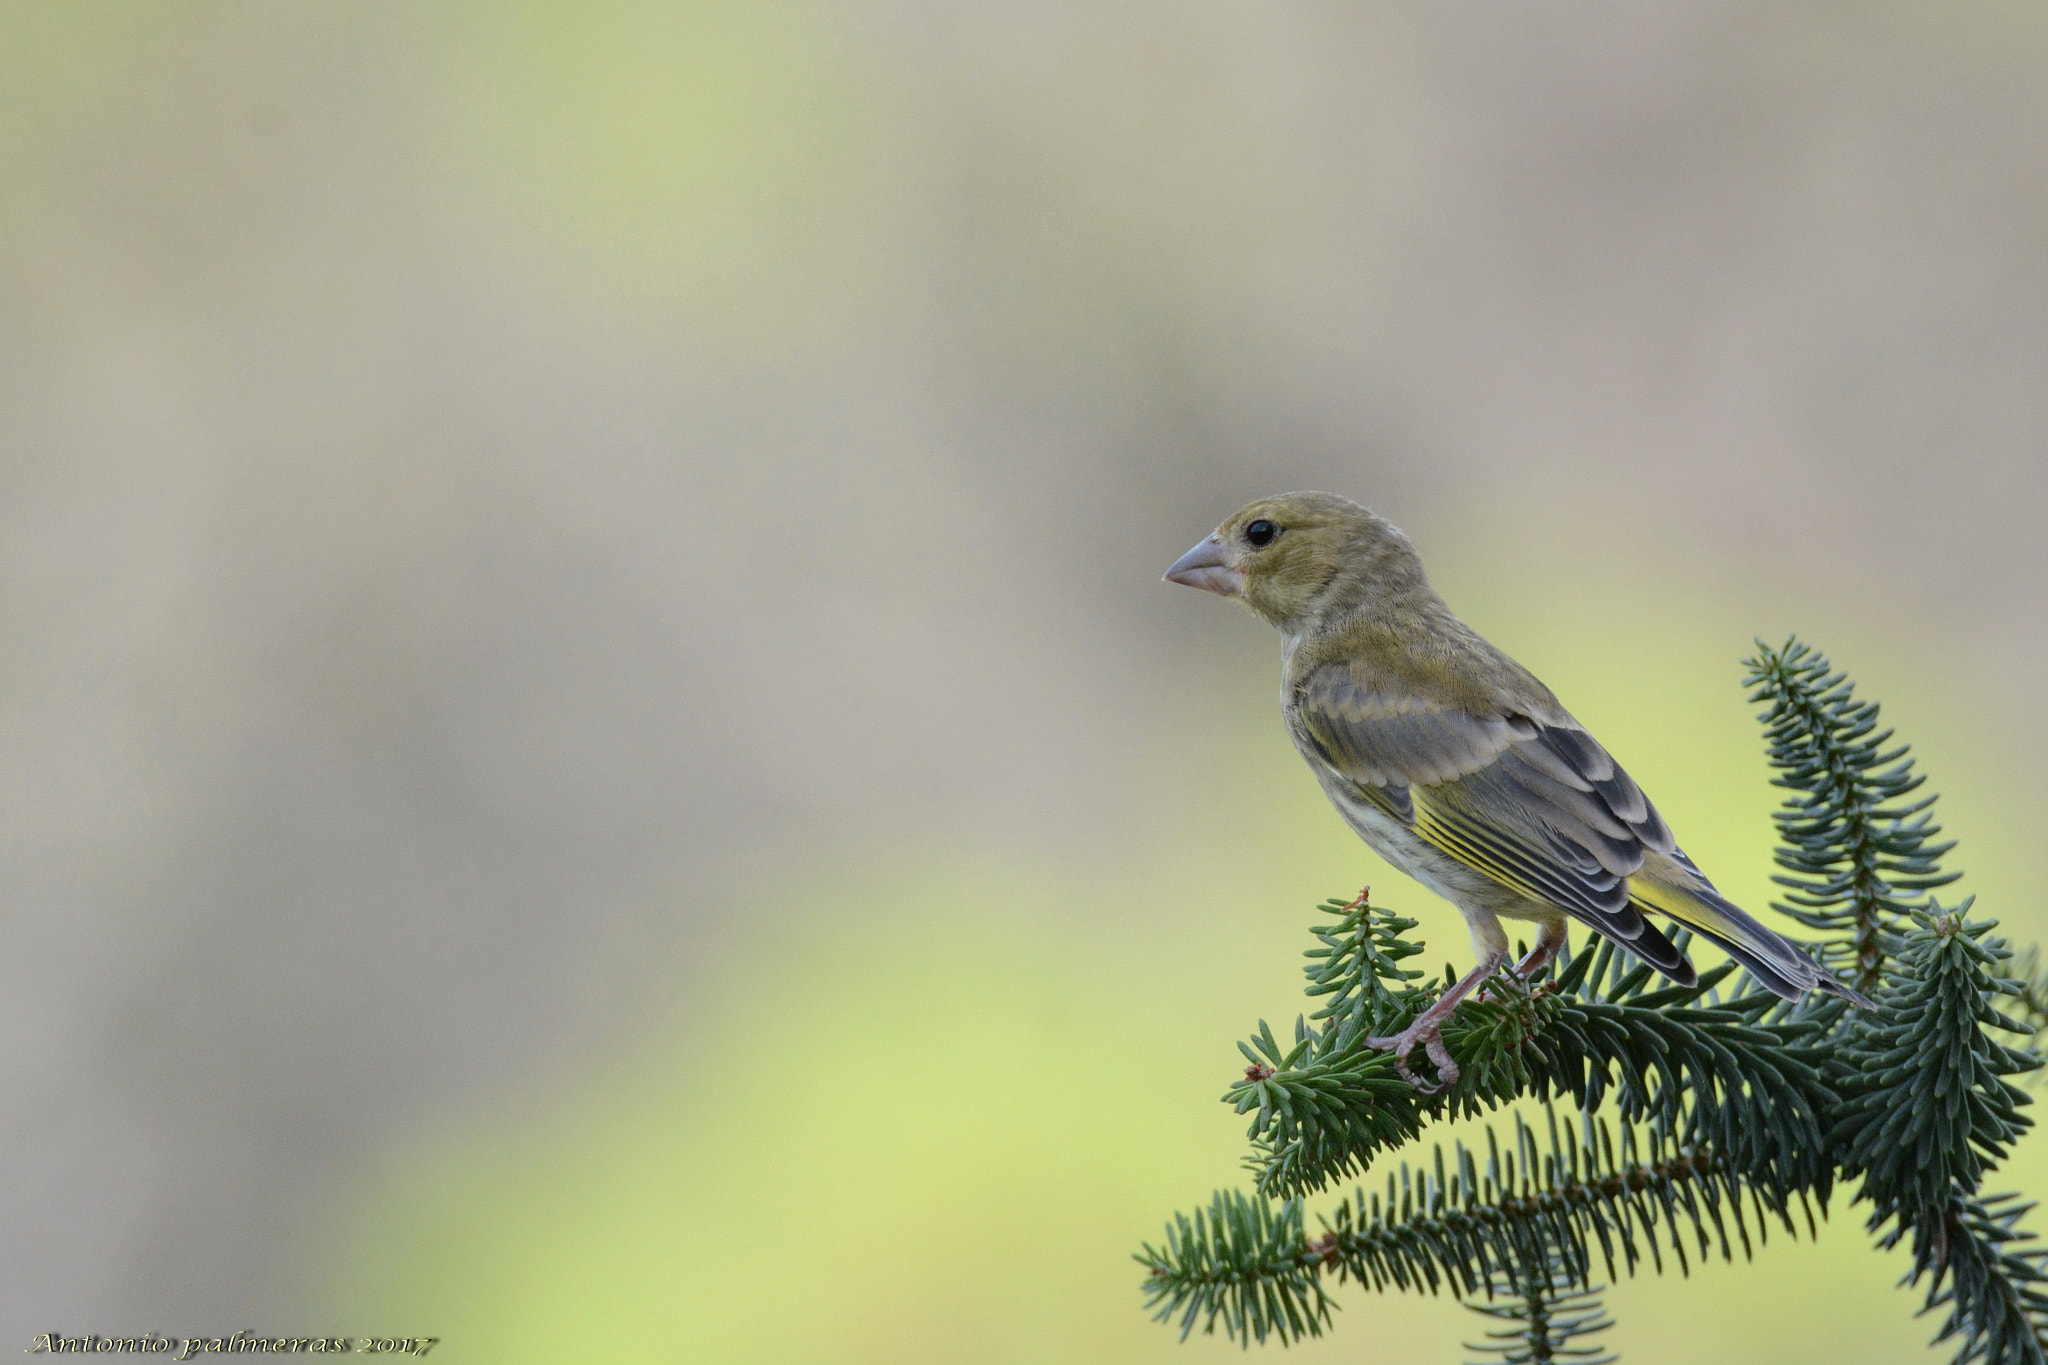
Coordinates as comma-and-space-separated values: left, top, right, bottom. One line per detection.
1835, 904, 2039, 1225
1834, 901, 2048, 1362
1138, 1106, 1789, 1348
1915, 1191, 2048, 1365
1138, 1191, 1334, 1345
1233, 907, 1836, 1206
1464, 1245, 1619, 1365
1745, 638, 1959, 994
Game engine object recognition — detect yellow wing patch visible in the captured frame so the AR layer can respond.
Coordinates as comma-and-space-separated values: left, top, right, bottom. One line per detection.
1407, 784, 1627, 922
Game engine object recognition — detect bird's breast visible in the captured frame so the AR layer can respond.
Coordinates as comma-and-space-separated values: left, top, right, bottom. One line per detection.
1319, 773, 1501, 906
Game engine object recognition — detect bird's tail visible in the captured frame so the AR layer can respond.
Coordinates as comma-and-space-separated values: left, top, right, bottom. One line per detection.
1628, 871, 1874, 1009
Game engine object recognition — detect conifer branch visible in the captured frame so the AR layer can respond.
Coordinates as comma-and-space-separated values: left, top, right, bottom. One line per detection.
1137, 1190, 1336, 1346
1464, 1246, 1618, 1365
1830, 901, 2048, 1362
1911, 1191, 2048, 1365
1746, 638, 1959, 994
1233, 901, 1836, 1205
1834, 904, 2039, 1224
1139, 1106, 1796, 1348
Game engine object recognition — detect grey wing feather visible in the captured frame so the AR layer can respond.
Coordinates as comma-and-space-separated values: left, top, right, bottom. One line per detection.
1296, 665, 1693, 977
1298, 668, 1671, 861
1297, 669, 1531, 786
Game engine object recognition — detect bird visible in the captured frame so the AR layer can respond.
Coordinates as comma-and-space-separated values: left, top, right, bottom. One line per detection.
1163, 491, 1870, 1091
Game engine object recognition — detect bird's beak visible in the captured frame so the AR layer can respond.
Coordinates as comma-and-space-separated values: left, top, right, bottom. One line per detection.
1163, 534, 1246, 598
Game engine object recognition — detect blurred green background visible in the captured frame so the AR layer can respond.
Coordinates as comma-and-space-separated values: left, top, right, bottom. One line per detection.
4, 3, 2047, 1361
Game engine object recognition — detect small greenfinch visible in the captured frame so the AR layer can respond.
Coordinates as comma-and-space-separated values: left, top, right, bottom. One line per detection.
1165, 492, 1869, 1090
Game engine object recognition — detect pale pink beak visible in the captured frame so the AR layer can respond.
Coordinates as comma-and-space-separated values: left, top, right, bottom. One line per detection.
1163, 533, 1246, 597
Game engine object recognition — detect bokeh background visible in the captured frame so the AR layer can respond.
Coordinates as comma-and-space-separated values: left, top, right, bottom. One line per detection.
4, 3, 2047, 1360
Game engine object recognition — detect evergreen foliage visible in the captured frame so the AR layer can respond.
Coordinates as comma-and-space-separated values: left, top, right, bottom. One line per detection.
1232, 901, 1836, 1206
1999, 947, 2048, 1047
1918, 1192, 2048, 1365
1834, 905, 2037, 1225
1835, 902, 2048, 1365
1463, 1247, 1617, 1365
1138, 638, 2048, 1362
1746, 639, 1960, 994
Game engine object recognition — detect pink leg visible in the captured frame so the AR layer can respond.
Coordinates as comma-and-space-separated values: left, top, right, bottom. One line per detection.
1479, 919, 1572, 1003
1511, 919, 1570, 980
1365, 943, 1508, 1093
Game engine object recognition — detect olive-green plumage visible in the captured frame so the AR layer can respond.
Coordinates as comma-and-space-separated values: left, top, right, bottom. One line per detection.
1164, 491, 1868, 1090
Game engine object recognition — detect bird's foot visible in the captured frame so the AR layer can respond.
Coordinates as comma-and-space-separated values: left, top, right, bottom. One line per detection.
1370, 953, 1498, 1092
1365, 1021, 1459, 1094
1478, 929, 1568, 1001
1475, 965, 1540, 1005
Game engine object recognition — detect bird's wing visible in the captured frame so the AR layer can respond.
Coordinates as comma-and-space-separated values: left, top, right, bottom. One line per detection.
1296, 665, 1684, 947
1624, 851, 1864, 1001
1295, 666, 1863, 1004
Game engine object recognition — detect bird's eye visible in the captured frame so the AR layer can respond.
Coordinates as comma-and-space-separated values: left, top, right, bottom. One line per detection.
1244, 519, 1280, 548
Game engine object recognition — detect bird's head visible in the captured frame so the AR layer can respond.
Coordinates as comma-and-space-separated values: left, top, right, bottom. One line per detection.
1163, 491, 1426, 630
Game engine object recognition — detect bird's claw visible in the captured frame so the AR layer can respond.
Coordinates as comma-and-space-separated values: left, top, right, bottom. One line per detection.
1366, 1026, 1459, 1094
